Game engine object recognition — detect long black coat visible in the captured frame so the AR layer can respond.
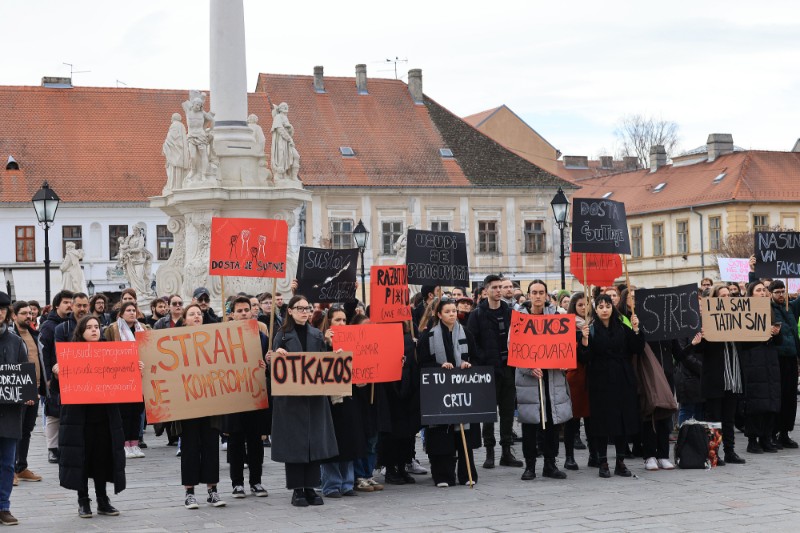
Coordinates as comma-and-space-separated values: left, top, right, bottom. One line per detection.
59, 403, 126, 494
698, 339, 729, 400
738, 338, 782, 414
376, 333, 421, 438
673, 343, 704, 404
324, 387, 366, 462
578, 318, 645, 437
0, 328, 28, 440
270, 326, 338, 464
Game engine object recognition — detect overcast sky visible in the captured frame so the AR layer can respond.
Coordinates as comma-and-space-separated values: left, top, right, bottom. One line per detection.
4, 1, 800, 159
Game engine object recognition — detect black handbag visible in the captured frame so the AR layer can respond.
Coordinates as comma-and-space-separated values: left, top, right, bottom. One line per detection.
674, 422, 708, 469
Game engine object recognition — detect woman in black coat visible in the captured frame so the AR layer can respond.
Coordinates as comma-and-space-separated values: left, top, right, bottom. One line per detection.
57, 315, 126, 518
269, 295, 338, 507
578, 294, 644, 478
737, 281, 782, 454
418, 299, 480, 487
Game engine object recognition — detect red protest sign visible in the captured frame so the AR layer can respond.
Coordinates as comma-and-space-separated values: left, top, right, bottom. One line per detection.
331, 323, 404, 384
370, 265, 411, 323
569, 249, 622, 287
209, 217, 288, 278
508, 311, 576, 370
56, 341, 143, 404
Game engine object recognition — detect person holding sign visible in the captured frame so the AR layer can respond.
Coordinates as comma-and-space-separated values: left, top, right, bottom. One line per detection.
578, 294, 644, 478
418, 299, 480, 487
269, 295, 338, 507
515, 280, 572, 481
564, 293, 593, 470
58, 315, 127, 519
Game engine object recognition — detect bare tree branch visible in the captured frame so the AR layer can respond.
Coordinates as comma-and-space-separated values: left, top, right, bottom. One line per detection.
613, 114, 680, 167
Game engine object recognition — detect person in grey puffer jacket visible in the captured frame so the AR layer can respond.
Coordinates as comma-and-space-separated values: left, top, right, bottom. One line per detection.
515, 280, 572, 482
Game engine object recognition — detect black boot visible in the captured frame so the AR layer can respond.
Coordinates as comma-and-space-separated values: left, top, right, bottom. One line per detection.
96, 495, 120, 516
304, 488, 324, 506
760, 437, 778, 453
747, 437, 763, 454
724, 450, 746, 464
564, 454, 579, 471
780, 432, 799, 449
588, 451, 599, 468
499, 445, 523, 467
542, 458, 567, 479
291, 489, 309, 507
598, 460, 611, 478
520, 459, 536, 480
78, 497, 92, 518
574, 434, 587, 450
483, 447, 495, 469
399, 465, 415, 484
614, 458, 632, 477
48, 448, 59, 464
384, 466, 406, 485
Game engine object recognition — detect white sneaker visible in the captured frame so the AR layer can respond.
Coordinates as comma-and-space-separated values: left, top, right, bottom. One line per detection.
436, 482, 449, 488
132, 445, 145, 458
644, 457, 658, 471
124, 446, 135, 459
407, 458, 428, 475
657, 458, 675, 470
221, 442, 228, 451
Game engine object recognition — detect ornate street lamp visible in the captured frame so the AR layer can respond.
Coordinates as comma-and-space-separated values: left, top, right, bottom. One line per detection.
352, 219, 370, 304
32, 182, 60, 305
550, 187, 570, 290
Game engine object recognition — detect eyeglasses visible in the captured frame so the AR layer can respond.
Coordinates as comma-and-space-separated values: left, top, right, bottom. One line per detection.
197, 296, 210, 303
291, 306, 313, 313
171, 301, 183, 307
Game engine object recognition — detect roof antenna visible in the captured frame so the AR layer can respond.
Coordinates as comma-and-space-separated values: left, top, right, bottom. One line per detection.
116, 80, 128, 88
385, 57, 408, 80
63, 62, 91, 81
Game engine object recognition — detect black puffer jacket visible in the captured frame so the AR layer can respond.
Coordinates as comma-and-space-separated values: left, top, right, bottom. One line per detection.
673, 342, 703, 404
737, 336, 782, 414
466, 299, 512, 369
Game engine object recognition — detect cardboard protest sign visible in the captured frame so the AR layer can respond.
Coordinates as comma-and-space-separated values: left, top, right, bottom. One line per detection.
420, 366, 497, 425
137, 321, 268, 423
634, 284, 701, 341
569, 250, 622, 287
296, 247, 358, 302
701, 297, 771, 342
571, 198, 631, 254
370, 265, 411, 323
331, 323, 404, 384
0, 363, 37, 404
508, 311, 577, 369
789, 279, 800, 294
406, 229, 469, 286
755, 231, 800, 278
56, 342, 142, 404
270, 351, 353, 396
717, 258, 750, 283
209, 217, 289, 278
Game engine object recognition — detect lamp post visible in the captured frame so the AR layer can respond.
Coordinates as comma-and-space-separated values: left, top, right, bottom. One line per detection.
32, 182, 60, 305
352, 219, 369, 305
550, 187, 570, 290
87, 280, 95, 298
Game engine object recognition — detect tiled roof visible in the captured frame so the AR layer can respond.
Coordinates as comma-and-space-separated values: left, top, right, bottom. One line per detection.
574, 151, 800, 215
558, 160, 635, 182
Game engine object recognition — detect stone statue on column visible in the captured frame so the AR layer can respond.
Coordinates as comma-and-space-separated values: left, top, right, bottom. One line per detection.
116, 223, 156, 304
162, 113, 189, 194
182, 91, 218, 186
270, 102, 300, 182
248, 113, 272, 184
60, 242, 87, 294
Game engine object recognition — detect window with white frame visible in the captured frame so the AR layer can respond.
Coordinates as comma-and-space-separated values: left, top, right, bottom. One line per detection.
524, 220, 546, 254
381, 221, 403, 255
330, 219, 354, 249
430, 220, 450, 232
478, 220, 499, 253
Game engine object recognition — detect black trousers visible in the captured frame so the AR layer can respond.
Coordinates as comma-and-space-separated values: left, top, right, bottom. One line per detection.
228, 430, 264, 488
377, 433, 415, 470
15, 403, 37, 473
522, 421, 560, 461
778, 357, 798, 433
119, 402, 144, 441
705, 392, 737, 453
482, 366, 516, 448
564, 417, 594, 457
285, 461, 320, 489
180, 418, 220, 486
641, 417, 671, 459
593, 435, 627, 462
77, 480, 106, 500
428, 439, 477, 486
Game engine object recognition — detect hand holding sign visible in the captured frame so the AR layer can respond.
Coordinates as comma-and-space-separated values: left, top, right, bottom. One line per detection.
508, 311, 577, 370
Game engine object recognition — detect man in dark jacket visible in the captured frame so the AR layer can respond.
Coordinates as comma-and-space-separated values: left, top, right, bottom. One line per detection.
411, 285, 437, 330
467, 274, 522, 469
38, 290, 73, 464
768, 280, 800, 449
0, 292, 33, 526
192, 287, 220, 324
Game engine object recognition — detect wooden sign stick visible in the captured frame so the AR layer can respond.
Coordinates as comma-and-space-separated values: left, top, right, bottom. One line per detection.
268, 278, 278, 352
623, 255, 634, 314
460, 424, 474, 488
539, 375, 547, 430
371, 383, 375, 404
220, 277, 227, 322
583, 253, 592, 320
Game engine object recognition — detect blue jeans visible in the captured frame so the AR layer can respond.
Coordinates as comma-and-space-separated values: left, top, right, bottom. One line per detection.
0, 437, 18, 511
679, 403, 703, 425
353, 434, 378, 479
320, 461, 354, 495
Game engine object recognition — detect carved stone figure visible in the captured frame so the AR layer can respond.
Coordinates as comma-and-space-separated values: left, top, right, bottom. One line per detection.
182, 91, 217, 185
393, 232, 408, 264
162, 113, 190, 194
60, 242, 87, 294
116, 223, 156, 303
270, 102, 300, 181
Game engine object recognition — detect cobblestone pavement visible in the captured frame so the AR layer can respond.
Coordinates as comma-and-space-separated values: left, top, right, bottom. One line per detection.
9, 417, 800, 532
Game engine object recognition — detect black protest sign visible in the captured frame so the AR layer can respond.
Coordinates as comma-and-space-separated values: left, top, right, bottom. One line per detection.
406, 229, 469, 286
0, 363, 37, 404
571, 198, 631, 254
296, 247, 358, 302
754, 231, 800, 278
420, 366, 497, 425
634, 284, 701, 341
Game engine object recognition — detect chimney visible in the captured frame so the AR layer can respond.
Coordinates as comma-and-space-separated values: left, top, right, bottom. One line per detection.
408, 68, 423, 104
707, 133, 734, 162
599, 156, 613, 170
355, 64, 368, 94
563, 156, 589, 169
623, 156, 639, 171
650, 145, 667, 172
313, 66, 325, 93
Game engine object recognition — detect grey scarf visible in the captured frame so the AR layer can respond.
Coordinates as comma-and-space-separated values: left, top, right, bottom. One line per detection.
430, 321, 467, 367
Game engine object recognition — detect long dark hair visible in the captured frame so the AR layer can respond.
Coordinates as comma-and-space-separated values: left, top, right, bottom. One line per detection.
618, 288, 633, 318
594, 294, 621, 328
280, 295, 308, 333
567, 292, 586, 316
72, 315, 101, 342
118, 301, 138, 322
320, 306, 347, 334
